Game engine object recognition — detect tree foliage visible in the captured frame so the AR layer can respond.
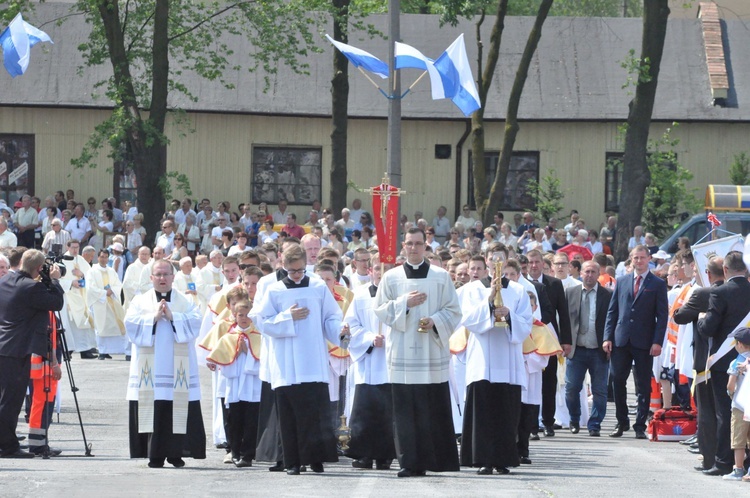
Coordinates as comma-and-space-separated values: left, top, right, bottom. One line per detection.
729, 152, 750, 186
641, 125, 701, 239
526, 169, 566, 223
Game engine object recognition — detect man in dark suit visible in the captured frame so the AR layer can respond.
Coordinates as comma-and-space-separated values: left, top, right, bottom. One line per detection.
603, 245, 668, 439
696, 251, 750, 476
526, 249, 572, 436
0, 250, 64, 458
565, 261, 612, 437
673, 256, 723, 472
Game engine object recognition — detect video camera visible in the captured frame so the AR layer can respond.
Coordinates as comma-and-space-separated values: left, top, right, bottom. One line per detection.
40, 251, 72, 285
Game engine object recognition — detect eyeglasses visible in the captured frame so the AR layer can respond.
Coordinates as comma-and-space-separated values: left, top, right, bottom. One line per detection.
152, 273, 174, 279
404, 242, 425, 247
285, 267, 305, 275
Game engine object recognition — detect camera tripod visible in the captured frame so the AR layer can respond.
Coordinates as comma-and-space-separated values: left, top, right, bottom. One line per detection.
38, 310, 94, 458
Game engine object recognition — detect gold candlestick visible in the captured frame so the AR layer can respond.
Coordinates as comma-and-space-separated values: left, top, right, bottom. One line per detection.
493, 253, 509, 328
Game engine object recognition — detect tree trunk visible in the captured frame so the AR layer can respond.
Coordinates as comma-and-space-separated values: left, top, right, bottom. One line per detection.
484, 0, 553, 227
97, 0, 169, 245
329, 0, 350, 216
615, 0, 670, 262
471, 1, 508, 222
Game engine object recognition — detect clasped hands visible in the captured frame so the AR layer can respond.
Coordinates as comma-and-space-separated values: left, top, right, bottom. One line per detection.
154, 299, 173, 322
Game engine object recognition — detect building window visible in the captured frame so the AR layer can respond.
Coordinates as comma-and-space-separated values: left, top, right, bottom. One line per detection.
605, 152, 677, 212
0, 134, 35, 206
113, 142, 138, 207
252, 146, 322, 205
605, 152, 623, 212
467, 150, 538, 211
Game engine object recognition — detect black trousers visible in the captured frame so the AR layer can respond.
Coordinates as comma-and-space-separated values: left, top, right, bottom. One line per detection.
709, 369, 733, 469
0, 355, 31, 455
517, 403, 538, 458
220, 397, 230, 450
541, 355, 558, 427
611, 343, 652, 431
228, 401, 260, 461
695, 379, 716, 469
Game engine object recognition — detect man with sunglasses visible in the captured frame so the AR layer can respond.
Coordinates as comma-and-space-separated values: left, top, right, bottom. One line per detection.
64, 204, 93, 246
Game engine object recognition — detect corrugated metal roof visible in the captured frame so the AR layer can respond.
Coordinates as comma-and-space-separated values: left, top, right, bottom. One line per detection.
2, 4, 749, 121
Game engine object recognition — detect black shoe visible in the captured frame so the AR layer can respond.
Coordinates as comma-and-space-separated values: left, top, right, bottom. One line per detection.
98, 355, 107, 360
553, 424, 563, 430
543, 426, 555, 437
125, 355, 132, 361
680, 435, 698, 446
215, 442, 229, 449
375, 459, 392, 470
269, 462, 284, 472
690, 442, 699, 449
609, 424, 630, 437
694, 464, 709, 471
495, 467, 510, 475
398, 468, 423, 477
286, 466, 301, 475
702, 466, 731, 476
634, 430, 647, 440
233, 458, 252, 468
167, 457, 185, 468
148, 458, 164, 468
310, 462, 324, 473
30, 446, 62, 456
80, 351, 97, 359
688, 447, 702, 454
299, 466, 307, 472
529, 433, 540, 441
570, 423, 580, 434
589, 429, 601, 437
352, 458, 373, 469
0, 449, 35, 459
520, 456, 532, 465
476, 467, 493, 475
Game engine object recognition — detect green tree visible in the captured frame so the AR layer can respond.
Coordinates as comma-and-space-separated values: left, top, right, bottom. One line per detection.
641, 126, 701, 239
614, 0, 670, 261
729, 152, 750, 186
3, 1, 324, 242
526, 169, 566, 223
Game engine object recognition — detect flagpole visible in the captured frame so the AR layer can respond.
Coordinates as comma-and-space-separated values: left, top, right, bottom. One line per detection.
387, 0, 402, 254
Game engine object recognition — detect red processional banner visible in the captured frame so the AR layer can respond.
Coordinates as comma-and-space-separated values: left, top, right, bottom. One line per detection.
371, 183, 400, 264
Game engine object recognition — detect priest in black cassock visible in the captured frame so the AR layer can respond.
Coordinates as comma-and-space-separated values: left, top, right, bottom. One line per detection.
125, 260, 206, 468
374, 228, 462, 477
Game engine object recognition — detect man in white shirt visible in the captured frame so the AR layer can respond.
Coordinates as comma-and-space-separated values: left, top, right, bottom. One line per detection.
41, 219, 71, 254
174, 198, 196, 226
348, 198, 364, 223
552, 253, 582, 290
65, 204, 93, 245
272, 200, 288, 226
156, 220, 176, 254
13, 195, 38, 248
336, 208, 355, 231
432, 206, 451, 244
0, 218, 18, 249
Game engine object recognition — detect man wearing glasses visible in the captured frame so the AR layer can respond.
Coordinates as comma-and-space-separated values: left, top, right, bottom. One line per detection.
125, 260, 205, 468
374, 228, 462, 477
253, 245, 343, 475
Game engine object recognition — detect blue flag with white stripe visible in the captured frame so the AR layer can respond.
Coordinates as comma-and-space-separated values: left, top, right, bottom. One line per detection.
433, 34, 481, 116
325, 34, 389, 79
0, 13, 53, 78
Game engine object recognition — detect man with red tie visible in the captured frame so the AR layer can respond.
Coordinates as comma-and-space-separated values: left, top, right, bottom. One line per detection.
603, 245, 668, 439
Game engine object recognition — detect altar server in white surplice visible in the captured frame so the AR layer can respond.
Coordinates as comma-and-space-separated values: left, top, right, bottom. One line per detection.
59, 239, 96, 355
344, 255, 396, 470
86, 249, 129, 357
125, 259, 205, 469
253, 245, 342, 475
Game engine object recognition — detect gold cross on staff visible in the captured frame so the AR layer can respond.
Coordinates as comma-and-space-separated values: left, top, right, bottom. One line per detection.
363, 173, 406, 226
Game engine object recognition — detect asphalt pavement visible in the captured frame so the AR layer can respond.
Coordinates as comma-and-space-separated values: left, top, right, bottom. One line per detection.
0, 357, 745, 497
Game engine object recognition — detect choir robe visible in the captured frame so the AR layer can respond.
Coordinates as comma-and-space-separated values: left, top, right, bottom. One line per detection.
344, 284, 396, 462
125, 289, 205, 461
137, 260, 158, 295
173, 269, 206, 315
255, 275, 342, 468
197, 264, 224, 305
459, 278, 533, 469
122, 259, 147, 311
209, 325, 262, 461
59, 254, 96, 352
86, 265, 129, 355
374, 259, 462, 472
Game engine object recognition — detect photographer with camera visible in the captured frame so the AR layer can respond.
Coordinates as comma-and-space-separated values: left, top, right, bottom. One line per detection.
0, 250, 64, 458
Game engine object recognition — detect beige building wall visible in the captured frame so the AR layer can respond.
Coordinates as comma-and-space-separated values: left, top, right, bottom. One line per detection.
2, 105, 748, 232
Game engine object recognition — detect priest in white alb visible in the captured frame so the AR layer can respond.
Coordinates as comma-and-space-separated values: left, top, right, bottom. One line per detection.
122, 246, 151, 310
125, 260, 205, 468
58, 239, 97, 358
86, 249, 129, 359
374, 228, 462, 478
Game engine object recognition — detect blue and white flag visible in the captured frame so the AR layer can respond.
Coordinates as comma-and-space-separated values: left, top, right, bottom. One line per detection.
325, 34, 389, 79
433, 34, 481, 116
394, 41, 433, 70
0, 13, 53, 78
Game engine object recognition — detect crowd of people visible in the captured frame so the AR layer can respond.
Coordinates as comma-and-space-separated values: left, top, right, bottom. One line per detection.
0, 191, 748, 482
